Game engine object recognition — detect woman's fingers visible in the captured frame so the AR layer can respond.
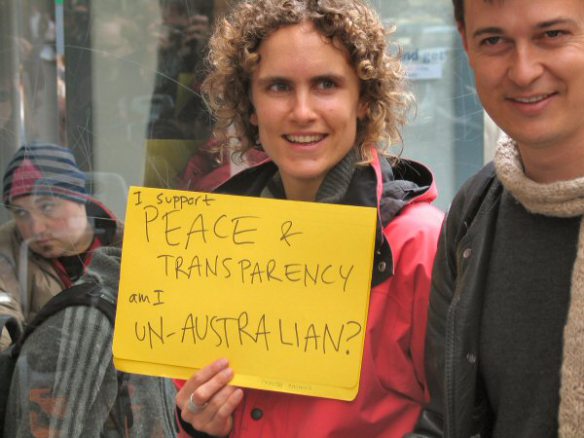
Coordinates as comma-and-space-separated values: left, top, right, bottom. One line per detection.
176, 359, 244, 436
176, 359, 227, 410
191, 366, 234, 407
186, 385, 244, 436
210, 387, 244, 436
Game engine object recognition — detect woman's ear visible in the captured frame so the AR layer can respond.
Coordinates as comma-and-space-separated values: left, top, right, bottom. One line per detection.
357, 100, 368, 120
250, 112, 258, 126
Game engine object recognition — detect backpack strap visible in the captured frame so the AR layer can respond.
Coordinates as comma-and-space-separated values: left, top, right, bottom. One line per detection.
1, 282, 117, 432
13, 282, 116, 357
0, 315, 22, 348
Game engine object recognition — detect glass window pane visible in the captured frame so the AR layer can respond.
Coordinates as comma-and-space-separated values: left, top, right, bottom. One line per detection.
373, 0, 485, 210
0, 1, 490, 435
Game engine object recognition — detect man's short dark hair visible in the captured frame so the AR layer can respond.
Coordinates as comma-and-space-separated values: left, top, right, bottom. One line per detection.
453, 0, 495, 25
452, 0, 464, 24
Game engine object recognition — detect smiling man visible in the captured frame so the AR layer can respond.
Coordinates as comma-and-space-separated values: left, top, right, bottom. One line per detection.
0, 143, 122, 350
408, 0, 584, 437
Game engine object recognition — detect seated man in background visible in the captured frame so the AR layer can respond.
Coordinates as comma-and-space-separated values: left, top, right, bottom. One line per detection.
0, 143, 122, 349
3, 246, 178, 437
1, 144, 178, 436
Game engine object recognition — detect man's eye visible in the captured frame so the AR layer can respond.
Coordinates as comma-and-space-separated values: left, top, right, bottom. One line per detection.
480, 36, 502, 46
40, 202, 56, 214
11, 209, 28, 219
545, 30, 565, 39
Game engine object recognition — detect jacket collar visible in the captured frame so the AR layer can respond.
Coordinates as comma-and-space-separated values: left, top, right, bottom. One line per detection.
216, 149, 437, 286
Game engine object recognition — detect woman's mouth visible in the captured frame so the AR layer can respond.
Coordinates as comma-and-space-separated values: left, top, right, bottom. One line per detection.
284, 134, 326, 144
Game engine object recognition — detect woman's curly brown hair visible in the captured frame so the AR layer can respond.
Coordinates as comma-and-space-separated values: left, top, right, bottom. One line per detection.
202, 0, 412, 162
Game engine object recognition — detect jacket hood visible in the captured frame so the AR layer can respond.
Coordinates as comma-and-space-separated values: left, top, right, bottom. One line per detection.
85, 196, 123, 247
215, 149, 439, 287
378, 155, 438, 227
215, 150, 438, 224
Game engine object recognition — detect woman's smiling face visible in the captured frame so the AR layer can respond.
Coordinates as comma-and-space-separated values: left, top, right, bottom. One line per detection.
250, 21, 366, 201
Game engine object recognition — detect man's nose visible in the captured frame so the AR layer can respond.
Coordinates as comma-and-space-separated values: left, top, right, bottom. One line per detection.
29, 214, 48, 235
508, 43, 544, 87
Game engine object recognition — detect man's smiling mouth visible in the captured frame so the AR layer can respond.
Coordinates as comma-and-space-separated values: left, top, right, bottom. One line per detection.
510, 93, 555, 104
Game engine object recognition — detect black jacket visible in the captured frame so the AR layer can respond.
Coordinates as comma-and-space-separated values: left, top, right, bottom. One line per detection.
408, 163, 501, 438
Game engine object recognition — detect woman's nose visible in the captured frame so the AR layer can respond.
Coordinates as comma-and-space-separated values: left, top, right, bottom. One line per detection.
290, 90, 317, 123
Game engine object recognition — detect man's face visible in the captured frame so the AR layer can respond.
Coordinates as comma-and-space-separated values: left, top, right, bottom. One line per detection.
9, 195, 92, 258
460, 0, 584, 155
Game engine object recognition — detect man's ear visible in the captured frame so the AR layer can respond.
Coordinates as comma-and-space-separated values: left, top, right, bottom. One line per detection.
458, 21, 469, 53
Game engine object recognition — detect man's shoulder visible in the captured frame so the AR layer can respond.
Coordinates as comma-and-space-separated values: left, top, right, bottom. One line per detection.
18, 302, 114, 368
458, 162, 497, 199
450, 162, 499, 214
0, 221, 17, 243
442, 162, 502, 243
0, 222, 19, 262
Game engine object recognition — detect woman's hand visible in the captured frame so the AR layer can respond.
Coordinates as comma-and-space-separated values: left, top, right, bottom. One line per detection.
176, 358, 244, 437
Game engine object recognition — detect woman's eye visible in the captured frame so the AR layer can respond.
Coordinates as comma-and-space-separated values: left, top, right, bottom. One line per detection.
317, 79, 336, 90
268, 82, 289, 92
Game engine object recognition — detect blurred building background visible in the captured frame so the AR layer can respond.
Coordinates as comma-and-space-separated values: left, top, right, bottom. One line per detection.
0, 0, 499, 223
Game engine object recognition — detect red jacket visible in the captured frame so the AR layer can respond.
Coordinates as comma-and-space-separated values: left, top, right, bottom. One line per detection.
177, 150, 444, 437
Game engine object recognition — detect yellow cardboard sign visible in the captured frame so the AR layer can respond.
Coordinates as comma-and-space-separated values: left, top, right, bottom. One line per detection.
113, 186, 377, 401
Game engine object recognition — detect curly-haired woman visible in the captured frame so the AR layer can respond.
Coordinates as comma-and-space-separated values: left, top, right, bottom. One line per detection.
175, 1, 444, 436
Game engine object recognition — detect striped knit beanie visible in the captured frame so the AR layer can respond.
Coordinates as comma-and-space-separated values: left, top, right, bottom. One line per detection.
2, 143, 88, 206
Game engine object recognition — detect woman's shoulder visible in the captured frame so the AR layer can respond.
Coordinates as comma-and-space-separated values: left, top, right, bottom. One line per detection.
392, 201, 444, 232
383, 201, 443, 258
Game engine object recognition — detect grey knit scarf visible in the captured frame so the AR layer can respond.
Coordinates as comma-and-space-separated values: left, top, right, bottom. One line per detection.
261, 148, 359, 203
494, 136, 584, 437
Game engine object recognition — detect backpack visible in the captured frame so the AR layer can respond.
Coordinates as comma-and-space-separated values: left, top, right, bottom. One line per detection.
0, 282, 116, 434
